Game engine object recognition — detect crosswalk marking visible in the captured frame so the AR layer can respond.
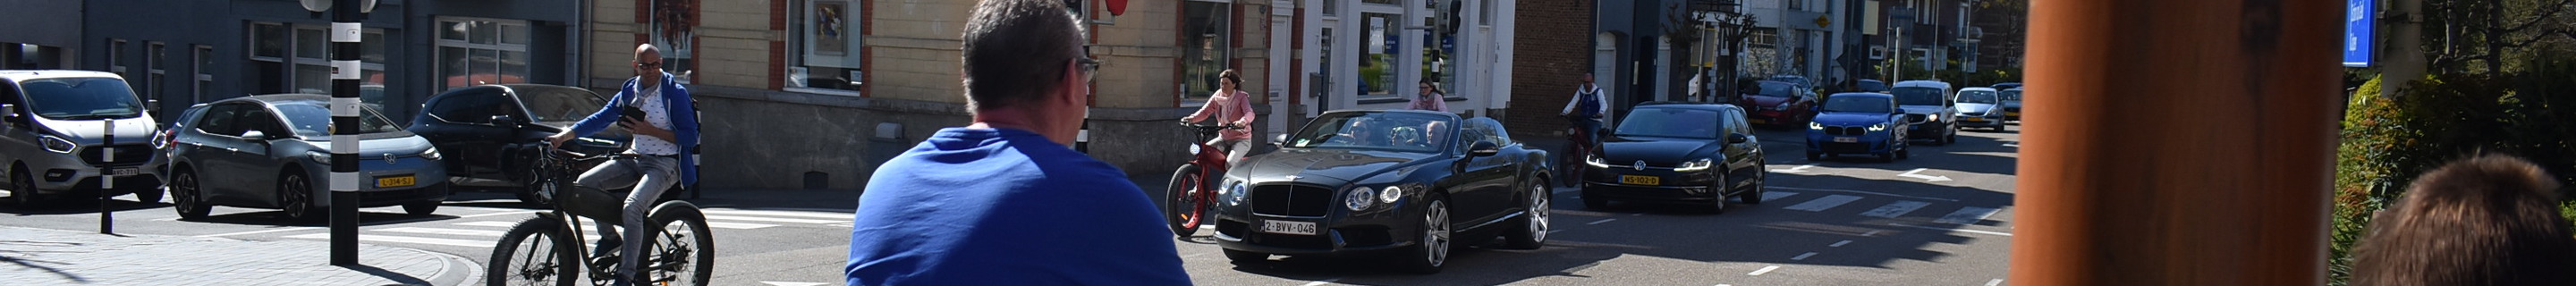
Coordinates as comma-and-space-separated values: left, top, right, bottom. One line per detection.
1860, 201, 1931, 218
284, 233, 495, 248
456, 221, 519, 228
704, 214, 848, 224
1784, 195, 1863, 212
1935, 206, 2001, 224
378, 227, 507, 237
1760, 191, 1800, 202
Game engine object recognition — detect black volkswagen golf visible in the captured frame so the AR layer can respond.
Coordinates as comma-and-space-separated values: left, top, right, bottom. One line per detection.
1581, 103, 1768, 214
405, 84, 629, 205
1210, 110, 1553, 274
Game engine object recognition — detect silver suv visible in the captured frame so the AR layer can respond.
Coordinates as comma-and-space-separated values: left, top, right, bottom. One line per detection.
0, 71, 163, 205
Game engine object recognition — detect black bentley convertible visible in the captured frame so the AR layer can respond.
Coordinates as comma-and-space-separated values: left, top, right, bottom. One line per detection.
1208, 110, 1553, 274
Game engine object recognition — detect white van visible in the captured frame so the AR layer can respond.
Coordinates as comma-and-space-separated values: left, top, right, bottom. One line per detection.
0, 71, 164, 205
1890, 80, 1957, 145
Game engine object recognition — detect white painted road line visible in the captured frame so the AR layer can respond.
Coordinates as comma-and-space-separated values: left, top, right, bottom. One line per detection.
1935, 206, 2002, 224
377, 227, 506, 237
1830, 240, 1852, 247
1791, 252, 1817, 260
197, 227, 319, 238
1987, 279, 2005, 286
283, 233, 493, 248
1768, 164, 1817, 173
1886, 223, 2014, 237
1589, 218, 1617, 225
1748, 265, 1781, 276
1760, 191, 1800, 202
455, 221, 520, 228
1765, 186, 1959, 202
703, 214, 848, 224
1860, 200, 1932, 218
1896, 168, 1955, 182
1784, 195, 1863, 212
1862, 231, 1882, 237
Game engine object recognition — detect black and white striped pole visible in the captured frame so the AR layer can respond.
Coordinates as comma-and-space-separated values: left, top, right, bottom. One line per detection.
97, 117, 113, 234
305, 0, 371, 266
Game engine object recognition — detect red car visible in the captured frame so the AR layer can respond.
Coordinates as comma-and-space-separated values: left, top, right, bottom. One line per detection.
1738, 80, 1818, 127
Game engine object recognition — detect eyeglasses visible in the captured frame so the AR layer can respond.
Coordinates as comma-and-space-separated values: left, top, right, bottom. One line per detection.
636, 61, 662, 68
1072, 56, 1099, 83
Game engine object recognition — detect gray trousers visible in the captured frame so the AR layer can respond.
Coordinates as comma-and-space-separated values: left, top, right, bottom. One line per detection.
576, 155, 680, 283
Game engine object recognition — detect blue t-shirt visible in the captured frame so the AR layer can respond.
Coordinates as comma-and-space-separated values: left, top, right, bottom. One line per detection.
846, 128, 1191, 285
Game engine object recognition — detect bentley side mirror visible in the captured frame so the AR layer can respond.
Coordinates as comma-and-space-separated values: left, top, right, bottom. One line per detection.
1467, 141, 1500, 156
241, 130, 268, 141
1271, 133, 1290, 148
1728, 133, 1750, 144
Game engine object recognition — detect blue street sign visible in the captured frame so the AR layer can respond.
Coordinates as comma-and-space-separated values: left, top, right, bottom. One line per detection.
2343, 0, 2374, 67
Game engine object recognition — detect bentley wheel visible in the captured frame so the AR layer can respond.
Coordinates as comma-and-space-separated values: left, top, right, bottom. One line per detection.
1502, 180, 1549, 249
1394, 194, 1452, 274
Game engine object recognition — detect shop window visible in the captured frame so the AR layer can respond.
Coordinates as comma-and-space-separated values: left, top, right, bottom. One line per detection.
788, 0, 864, 94
193, 46, 212, 103
1181, 1, 1233, 101
1424, 0, 1461, 97
108, 38, 126, 74
1361, 13, 1396, 97
648, 0, 699, 82
293, 26, 386, 97
436, 18, 530, 90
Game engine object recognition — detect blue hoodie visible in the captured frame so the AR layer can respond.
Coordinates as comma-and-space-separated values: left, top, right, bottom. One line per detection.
566, 72, 700, 185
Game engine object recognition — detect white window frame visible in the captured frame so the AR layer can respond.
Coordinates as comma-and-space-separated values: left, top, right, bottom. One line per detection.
147, 41, 165, 103
108, 38, 126, 74
784, 0, 867, 97
291, 25, 387, 94
193, 45, 212, 103
435, 17, 533, 90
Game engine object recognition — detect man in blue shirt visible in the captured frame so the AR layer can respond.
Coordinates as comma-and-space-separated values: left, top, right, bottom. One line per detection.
845, 0, 1190, 284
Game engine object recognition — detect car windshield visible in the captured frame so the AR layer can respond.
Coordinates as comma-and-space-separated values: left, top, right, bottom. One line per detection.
1958, 90, 1999, 104
517, 88, 608, 122
1893, 87, 1945, 105
1821, 97, 1894, 114
1614, 107, 1723, 139
19, 78, 146, 120
275, 102, 402, 138
1755, 81, 1798, 97
2001, 89, 2023, 101
1284, 112, 1453, 153
1858, 80, 1889, 91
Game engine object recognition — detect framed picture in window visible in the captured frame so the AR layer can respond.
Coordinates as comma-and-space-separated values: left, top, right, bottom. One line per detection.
816, 1, 849, 55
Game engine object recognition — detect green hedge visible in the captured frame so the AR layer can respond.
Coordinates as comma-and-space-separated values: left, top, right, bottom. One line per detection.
2326, 54, 2576, 285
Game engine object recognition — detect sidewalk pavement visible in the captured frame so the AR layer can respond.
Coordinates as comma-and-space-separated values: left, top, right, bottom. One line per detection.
0, 226, 476, 286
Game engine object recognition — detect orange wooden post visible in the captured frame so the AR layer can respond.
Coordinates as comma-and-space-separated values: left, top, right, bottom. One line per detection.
2011, 0, 2343, 284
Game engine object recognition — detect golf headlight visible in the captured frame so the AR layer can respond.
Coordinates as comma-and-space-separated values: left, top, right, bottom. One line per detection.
1345, 187, 1377, 211
1675, 158, 1716, 172
1868, 123, 1888, 131
39, 134, 73, 154
308, 151, 331, 164
1378, 185, 1403, 203
1585, 156, 1609, 168
420, 147, 443, 161
1808, 122, 1825, 130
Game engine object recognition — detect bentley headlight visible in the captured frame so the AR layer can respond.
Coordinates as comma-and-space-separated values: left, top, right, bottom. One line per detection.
1675, 158, 1716, 172
1345, 187, 1377, 211
1224, 181, 1249, 206
1585, 156, 1610, 168
1867, 123, 1888, 131
420, 147, 443, 161
39, 134, 74, 154
1808, 122, 1825, 130
1378, 185, 1403, 203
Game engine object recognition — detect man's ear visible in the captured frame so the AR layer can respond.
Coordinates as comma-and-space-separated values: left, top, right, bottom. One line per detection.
1058, 61, 1087, 105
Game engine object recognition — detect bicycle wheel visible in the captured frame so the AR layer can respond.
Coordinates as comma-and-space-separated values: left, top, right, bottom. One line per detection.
1163, 164, 1206, 237
490, 216, 579, 286
646, 201, 716, 286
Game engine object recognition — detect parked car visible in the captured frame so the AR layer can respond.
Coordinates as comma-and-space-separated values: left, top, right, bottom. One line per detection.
1990, 82, 2023, 90
1853, 79, 1891, 93
2000, 88, 2024, 122
1891, 80, 1957, 145
163, 94, 448, 220
1953, 88, 2006, 131
0, 71, 163, 205
1214, 111, 1550, 273
1807, 92, 1912, 162
1767, 74, 1817, 91
1737, 80, 1817, 127
1580, 103, 1767, 213
406, 84, 629, 206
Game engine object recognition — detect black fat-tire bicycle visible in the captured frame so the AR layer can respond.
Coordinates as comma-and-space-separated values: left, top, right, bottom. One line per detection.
488, 144, 715, 286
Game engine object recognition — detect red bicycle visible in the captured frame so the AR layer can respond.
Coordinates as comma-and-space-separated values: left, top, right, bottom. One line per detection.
1165, 122, 1241, 237
1559, 114, 1602, 188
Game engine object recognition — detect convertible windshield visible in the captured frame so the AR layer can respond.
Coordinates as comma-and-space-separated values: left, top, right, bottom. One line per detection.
1821, 97, 1894, 114
1285, 112, 1453, 153
276, 102, 402, 138
1893, 87, 1945, 105
1958, 90, 1998, 104
20, 78, 146, 120
1614, 107, 1723, 139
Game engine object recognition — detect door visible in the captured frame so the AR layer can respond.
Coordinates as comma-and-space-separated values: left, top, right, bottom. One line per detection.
1722, 109, 1762, 189
1451, 121, 1514, 223
189, 104, 258, 203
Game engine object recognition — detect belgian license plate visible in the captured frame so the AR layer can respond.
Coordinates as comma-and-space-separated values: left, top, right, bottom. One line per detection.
377, 175, 416, 188
1621, 175, 1661, 186
105, 167, 139, 176
1261, 220, 1318, 235
1834, 137, 1859, 143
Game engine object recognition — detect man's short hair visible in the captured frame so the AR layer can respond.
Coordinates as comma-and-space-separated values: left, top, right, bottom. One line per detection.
2352, 155, 2576, 285
960, 0, 1087, 110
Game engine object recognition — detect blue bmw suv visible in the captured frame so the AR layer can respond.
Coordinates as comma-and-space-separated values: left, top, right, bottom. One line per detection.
1806, 93, 1911, 162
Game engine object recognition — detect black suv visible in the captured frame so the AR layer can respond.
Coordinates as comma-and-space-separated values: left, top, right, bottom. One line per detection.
406, 84, 628, 205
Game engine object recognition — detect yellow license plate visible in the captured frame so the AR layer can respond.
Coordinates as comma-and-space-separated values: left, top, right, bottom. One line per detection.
2005, 112, 2021, 116
1964, 117, 1986, 122
377, 176, 415, 188
1621, 175, 1661, 186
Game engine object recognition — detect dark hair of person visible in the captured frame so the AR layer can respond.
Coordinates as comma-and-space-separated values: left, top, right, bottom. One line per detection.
1220, 69, 1241, 88
959, 0, 1086, 111
2351, 155, 2576, 286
